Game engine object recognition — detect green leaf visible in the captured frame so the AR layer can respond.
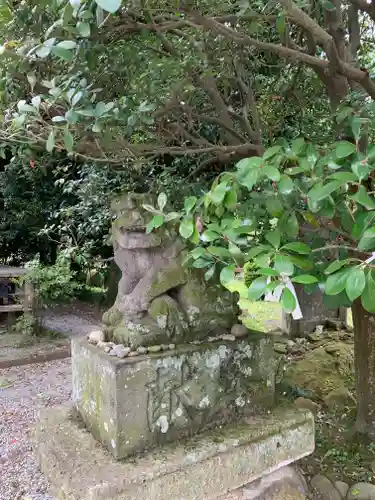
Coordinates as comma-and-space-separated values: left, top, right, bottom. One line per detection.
46, 130, 55, 152
228, 241, 243, 259
184, 196, 197, 213
263, 145, 282, 160
220, 264, 235, 285
224, 189, 238, 210
265, 229, 281, 249
323, 0, 336, 10
157, 193, 167, 211
351, 116, 362, 141
276, 13, 286, 34
351, 185, 375, 210
193, 258, 212, 269
191, 247, 206, 259
336, 141, 357, 159
308, 181, 341, 202
76, 107, 96, 117
266, 196, 283, 217
92, 122, 101, 133
236, 156, 262, 170
210, 182, 228, 204
95, 0, 122, 13
179, 217, 194, 239
164, 212, 180, 222
207, 246, 231, 258
277, 175, 294, 194
291, 138, 305, 155
292, 275, 319, 284
51, 46, 74, 61
56, 40, 76, 49
325, 268, 350, 295
324, 259, 349, 275
263, 164, 280, 182
274, 255, 294, 275
361, 271, 375, 313
238, 169, 259, 190
328, 172, 357, 183
205, 265, 216, 281
285, 212, 299, 239
358, 226, 375, 251
35, 45, 51, 58
258, 268, 280, 276
247, 276, 268, 301
77, 21, 91, 37
201, 230, 219, 242
280, 287, 297, 313
346, 267, 366, 302
153, 214, 164, 229
288, 255, 313, 271
351, 161, 372, 181
281, 242, 311, 254
63, 128, 74, 152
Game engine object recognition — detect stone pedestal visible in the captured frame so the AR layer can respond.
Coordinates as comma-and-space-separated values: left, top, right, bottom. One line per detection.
33, 405, 314, 500
282, 285, 347, 337
72, 335, 276, 459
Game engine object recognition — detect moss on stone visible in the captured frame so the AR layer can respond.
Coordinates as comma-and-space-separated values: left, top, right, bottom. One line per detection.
284, 341, 354, 400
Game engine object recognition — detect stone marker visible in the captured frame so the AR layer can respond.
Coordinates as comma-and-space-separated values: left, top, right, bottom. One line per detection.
282, 284, 347, 337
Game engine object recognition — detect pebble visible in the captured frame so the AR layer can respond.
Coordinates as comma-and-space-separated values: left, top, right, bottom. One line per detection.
148, 345, 162, 353
168, 344, 176, 350
347, 482, 375, 500
308, 333, 323, 342
274, 343, 288, 354
315, 325, 324, 335
137, 346, 148, 355
88, 330, 105, 344
231, 324, 249, 338
221, 334, 236, 341
311, 474, 342, 500
294, 397, 319, 414
128, 351, 139, 357
104, 346, 111, 353
112, 346, 131, 358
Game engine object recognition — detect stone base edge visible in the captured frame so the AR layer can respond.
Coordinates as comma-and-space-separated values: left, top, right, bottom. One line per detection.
33, 406, 314, 500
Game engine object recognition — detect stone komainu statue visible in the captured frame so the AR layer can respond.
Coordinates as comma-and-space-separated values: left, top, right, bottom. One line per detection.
102, 193, 238, 348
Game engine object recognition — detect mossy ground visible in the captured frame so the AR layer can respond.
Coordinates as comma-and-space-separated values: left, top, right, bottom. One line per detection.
299, 408, 375, 485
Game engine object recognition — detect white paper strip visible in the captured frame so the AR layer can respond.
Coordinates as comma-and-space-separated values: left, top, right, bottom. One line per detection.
264, 275, 303, 320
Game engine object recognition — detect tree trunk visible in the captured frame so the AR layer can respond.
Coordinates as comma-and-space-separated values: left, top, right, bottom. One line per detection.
352, 299, 375, 437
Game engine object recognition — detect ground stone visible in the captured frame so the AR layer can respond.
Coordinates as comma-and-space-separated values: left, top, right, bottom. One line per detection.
33, 406, 314, 500
88, 330, 105, 344
333, 481, 349, 499
310, 475, 342, 500
284, 343, 354, 400
229, 466, 308, 500
324, 387, 356, 411
274, 343, 288, 354
294, 397, 319, 414
347, 483, 375, 500
231, 324, 249, 338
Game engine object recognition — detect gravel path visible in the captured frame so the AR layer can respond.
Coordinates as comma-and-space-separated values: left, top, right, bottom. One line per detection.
0, 359, 71, 500
42, 312, 100, 338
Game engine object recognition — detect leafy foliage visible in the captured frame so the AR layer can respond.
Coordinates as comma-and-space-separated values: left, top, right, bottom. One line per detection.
144, 125, 375, 314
